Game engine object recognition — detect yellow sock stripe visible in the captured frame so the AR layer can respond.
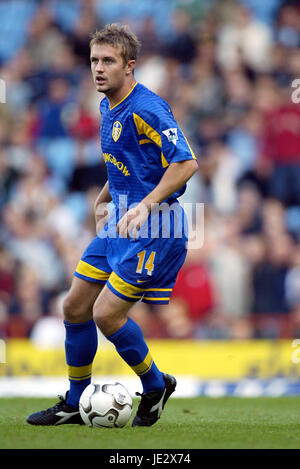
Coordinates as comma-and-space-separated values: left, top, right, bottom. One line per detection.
130, 351, 154, 376
109, 272, 144, 299
68, 363, 93, 381
69, 373, 92, 381
76, 260, 110, 281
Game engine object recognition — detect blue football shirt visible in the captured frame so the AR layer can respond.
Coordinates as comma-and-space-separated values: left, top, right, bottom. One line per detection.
75, 82, 196, 301
100, 81, 196, 215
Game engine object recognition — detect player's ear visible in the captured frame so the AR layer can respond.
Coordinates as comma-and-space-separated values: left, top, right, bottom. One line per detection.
125, 60, 136, 75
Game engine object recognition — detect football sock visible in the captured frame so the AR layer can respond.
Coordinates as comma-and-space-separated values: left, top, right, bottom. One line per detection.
64, 319, 98, 408
106, 317, 165, 393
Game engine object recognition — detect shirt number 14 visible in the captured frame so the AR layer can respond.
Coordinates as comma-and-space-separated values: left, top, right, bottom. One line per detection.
136, 251, 156, 276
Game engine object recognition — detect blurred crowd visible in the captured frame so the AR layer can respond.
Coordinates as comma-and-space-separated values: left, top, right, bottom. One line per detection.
1, 0, 300, 343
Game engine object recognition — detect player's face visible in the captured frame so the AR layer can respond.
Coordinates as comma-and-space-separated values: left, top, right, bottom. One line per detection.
90, 43, 132, 95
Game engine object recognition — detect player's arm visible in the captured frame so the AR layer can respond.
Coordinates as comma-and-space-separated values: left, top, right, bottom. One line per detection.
117, 159, 198, 238
94, 181, 112, 233
142, 159, 198, 208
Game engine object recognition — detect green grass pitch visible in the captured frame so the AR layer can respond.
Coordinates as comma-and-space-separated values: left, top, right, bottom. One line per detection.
0, 397, 300, 449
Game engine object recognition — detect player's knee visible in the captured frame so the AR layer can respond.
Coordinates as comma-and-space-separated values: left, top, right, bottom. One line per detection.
63, 294, 89, 323
93, 306, 115, 336
93, 306, 107, 332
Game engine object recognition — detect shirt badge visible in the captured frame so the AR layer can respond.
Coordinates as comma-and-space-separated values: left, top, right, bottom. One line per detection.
112, 121, 122, 142
162, 128, 178, 146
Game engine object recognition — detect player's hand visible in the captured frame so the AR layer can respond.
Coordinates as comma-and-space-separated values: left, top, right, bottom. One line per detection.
117, 202, 150, 239
95, 202, 110, 234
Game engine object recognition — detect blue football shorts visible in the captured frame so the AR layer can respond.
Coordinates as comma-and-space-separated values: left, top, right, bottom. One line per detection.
74, 232, 187, 305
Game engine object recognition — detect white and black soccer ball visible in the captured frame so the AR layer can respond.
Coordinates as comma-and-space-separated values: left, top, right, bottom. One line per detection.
79, 382, 133, 428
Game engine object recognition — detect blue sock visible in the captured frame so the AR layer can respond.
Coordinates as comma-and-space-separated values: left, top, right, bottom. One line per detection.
64, 319, 98, 408
106, 317, 164, 393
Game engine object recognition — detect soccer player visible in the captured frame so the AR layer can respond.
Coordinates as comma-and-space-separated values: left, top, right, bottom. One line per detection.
27, 24, 198, 427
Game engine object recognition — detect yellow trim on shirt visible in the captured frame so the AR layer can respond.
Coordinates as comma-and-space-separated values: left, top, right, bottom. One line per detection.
180, 127, 196, 159
110, 81, 138, 111
133, 113, 170, 168
139, 138, 153, 145
133, 112, 162, 147
161, 151, 169, 168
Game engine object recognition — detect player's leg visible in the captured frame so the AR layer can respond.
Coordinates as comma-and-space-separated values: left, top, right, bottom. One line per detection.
62, 236, 111, 409
27, 276, 105, 426
27, 236, 111, 425
63, 276, 104, 408
93, 280, 176, 427
93, 279, 165, 393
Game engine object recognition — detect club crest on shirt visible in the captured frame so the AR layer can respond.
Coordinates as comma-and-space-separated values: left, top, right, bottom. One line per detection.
162, 128, 178, 146
112, 121, 122, 142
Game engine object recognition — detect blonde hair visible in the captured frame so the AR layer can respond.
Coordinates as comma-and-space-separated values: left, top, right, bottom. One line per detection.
89, 23, 141, 66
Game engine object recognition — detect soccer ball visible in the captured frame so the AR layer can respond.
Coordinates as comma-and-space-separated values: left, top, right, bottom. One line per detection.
79, 382, 133, 428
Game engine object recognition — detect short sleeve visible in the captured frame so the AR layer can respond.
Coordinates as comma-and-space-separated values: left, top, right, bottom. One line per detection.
133, 98, 196, 167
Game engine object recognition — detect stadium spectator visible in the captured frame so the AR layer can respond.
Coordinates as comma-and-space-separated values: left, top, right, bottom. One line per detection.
259, 87, 300, 206
171, 247, 216, 324
0, 0, 299, 341
251, 231, 294, 315
165, 9, 197, 64
217, 4, 273, 72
